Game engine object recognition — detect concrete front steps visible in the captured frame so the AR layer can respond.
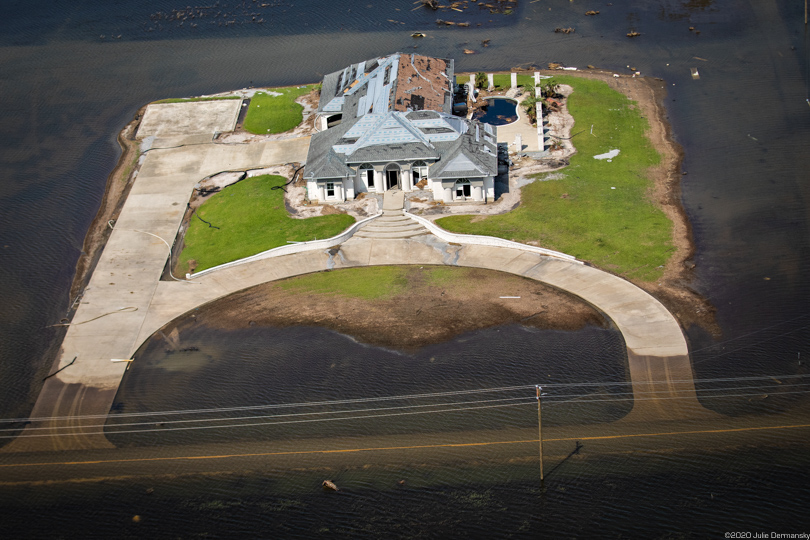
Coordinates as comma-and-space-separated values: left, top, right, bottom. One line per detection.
353, 210, 429, 239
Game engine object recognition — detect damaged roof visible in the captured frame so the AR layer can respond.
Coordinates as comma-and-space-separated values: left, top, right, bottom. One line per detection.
318, 53, 454, 119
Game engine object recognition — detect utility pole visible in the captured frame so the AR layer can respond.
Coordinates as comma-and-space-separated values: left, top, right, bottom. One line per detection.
536, 385, 544, 482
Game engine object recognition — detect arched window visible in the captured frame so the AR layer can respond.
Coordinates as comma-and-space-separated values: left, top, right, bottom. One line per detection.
359, 163, 374, 188
412, 160, 428, 187
455, 179, 471, 199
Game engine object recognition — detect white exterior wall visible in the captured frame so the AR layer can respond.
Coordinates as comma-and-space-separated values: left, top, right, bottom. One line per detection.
429, 178, 444, 201
342, 177, 353, 201
306, 179, 318, 201
484, 176, 495, 201
306, 178, 350, 202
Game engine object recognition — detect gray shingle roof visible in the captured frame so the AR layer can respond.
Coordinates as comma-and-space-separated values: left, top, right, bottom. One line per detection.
308, 55, 495, 183
347, 142, 439, 163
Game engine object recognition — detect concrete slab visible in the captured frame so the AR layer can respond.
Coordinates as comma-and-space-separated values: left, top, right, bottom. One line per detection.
137, 100, 242, 139
496, 98, 541, 153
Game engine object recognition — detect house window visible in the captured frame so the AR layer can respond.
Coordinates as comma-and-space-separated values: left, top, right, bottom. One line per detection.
326, 182, 335, 198
455, 179, 471, 199
359, 163, 374, 188
412, 161, 428, 187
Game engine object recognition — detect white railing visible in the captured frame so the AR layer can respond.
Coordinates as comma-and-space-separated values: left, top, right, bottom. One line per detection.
192, 213, 382, 277
405, 211, 581, 264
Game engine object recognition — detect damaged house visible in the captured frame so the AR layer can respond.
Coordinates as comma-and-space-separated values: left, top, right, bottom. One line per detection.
304, 53, 498, 204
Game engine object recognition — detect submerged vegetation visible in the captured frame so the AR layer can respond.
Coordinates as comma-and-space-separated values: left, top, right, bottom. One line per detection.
438, 76, 672, 282
178, 175, 355, 273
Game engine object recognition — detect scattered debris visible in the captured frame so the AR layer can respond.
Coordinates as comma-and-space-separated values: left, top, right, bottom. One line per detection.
548, 62, 563, 69
691, 67, 700, 80
322, 480, 339, 491
411, 31, 426, 37
585, 10, 600, 15
463, 48, 476, 54
555, 27, 575, 34
626, 31, 641, 37
594, 149, 620, 160
421, 0, 439, 9
482, 39, 491, 47
587, 64, 595, 69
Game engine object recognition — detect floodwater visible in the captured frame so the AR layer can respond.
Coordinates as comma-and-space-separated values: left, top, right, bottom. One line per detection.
1, 0, 810, 536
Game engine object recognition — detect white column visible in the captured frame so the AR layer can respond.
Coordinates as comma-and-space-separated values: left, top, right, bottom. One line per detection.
487, 73, 494, 91
376, 170, 385, 194
510, 72, 517, 89
536, 85, 545, 152
443, 186, 453, 203
344, 178, 354, 200
514, 133, 522, 152
534, 72, 540, 87
469, 73, 475, 88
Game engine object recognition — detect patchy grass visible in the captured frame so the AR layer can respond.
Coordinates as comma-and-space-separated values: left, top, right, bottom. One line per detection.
243, 86, 315, 134
277, 266, 411, 300
178, 175, 355, 273
152, 96, 241, 104
491, 73, 535, 89
436, 76, 673, 282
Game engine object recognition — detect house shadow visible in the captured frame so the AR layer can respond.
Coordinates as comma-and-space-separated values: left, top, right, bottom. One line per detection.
494, 142, 511, 200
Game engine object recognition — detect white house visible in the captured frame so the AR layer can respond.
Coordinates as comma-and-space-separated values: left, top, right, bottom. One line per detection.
304, 53, 498, 204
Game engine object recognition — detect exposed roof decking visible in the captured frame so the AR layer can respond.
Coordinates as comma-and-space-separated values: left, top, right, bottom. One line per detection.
317, 53, 453, 119
393, 54, 452, 114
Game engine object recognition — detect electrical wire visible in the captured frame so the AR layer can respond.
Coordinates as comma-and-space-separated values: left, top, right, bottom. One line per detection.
5, 384, 810, 439
8, 385, 810, 441
3, 374, 810, 426
0, 395, 532, 433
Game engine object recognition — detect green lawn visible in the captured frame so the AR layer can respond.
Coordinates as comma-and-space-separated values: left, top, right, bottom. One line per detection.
491, 73, 535, 89
178, 175, 355, 273
152, 96, 242, 104
242, 86, 315, 134
277, 266, 411, 300
436, 76, 673, 282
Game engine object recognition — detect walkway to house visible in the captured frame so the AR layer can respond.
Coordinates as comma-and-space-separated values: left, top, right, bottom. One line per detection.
353, 190, 428, 239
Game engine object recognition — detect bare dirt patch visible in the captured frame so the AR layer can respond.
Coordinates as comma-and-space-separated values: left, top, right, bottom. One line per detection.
188, 266, 611, 350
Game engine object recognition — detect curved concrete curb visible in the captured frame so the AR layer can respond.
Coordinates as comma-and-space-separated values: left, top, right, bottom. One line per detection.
405, 211, 579, 263
191, 213, 383, 278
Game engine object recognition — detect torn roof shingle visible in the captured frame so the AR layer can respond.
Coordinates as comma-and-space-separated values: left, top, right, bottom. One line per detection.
317, 53, 453, 119
308, 54, 497, 182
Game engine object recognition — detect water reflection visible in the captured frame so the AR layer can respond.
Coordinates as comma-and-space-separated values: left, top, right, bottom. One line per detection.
107, 323, 630, 447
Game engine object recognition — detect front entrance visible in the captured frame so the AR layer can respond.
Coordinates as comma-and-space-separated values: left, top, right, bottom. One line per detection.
385, 165, 401, 190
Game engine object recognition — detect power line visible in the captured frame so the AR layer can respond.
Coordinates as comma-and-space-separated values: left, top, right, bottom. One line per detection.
3, 374, 810, 426
9, 381, 807, 434
5, 385, 810, 440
